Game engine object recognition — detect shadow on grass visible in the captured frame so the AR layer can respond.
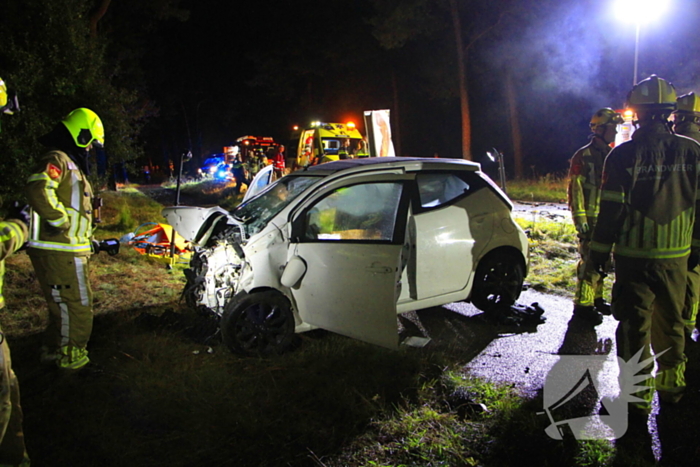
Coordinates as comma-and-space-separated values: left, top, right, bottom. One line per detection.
13, 301, 638, 467
11, 302, 515, 467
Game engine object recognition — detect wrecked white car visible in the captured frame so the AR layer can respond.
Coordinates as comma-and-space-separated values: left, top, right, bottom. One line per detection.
162, 157, 529, 355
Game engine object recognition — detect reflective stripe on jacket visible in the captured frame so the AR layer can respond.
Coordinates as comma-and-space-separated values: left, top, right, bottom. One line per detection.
567, 137, 611, 225
25, 150, 93, 255
591, 122, 700, 260
0, 219, 28, 308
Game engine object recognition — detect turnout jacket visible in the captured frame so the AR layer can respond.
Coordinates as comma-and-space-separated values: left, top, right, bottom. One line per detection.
567, 136, 612, 226
25, 150, 94, 256
0, 219, 27, 308
591, 122, 700, 260
675, 121, 700, 145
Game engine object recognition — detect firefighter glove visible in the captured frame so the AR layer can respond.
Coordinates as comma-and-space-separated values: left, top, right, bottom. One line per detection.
574, 218, 590, 234
99, 238, 120, 256
91, 239, 101, 255
689, 248, 700, 271
589, 250, 609, 277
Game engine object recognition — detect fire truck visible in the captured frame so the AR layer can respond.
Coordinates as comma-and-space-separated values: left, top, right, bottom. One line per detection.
230, 135, 277, 164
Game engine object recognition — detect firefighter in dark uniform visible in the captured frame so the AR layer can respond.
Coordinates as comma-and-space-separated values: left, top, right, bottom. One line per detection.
590, 75, 700, 412
0, 75, 31, 466
25, 108, 104, 372
568, 108, 622, 324
673, 92, 700, 342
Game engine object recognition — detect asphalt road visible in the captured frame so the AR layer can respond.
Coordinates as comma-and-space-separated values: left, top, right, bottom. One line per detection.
400, 289, 700, 465
512, 200, 570, 223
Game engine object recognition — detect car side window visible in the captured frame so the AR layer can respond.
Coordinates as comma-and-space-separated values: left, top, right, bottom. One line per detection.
304, 182, 403, 241
417, 173, 471, 208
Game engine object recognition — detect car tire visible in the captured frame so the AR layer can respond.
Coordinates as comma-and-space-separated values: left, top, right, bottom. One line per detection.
220, 290, 296, 356
470, 251, 524, 313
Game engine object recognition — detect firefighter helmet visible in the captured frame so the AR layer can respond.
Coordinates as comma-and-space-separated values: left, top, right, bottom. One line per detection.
0, 76, 20, 115
674, 92, 700, 117
61, 108, 104, 148
590, 108, 623, 129
0, 77, 7, 108
625, 75, 677, 111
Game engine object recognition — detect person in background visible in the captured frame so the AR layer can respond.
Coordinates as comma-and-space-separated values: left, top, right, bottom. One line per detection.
567, 108, 622, 325
230, 148, 246, 195
0, 74, 31, 467
272, 144, 286, 179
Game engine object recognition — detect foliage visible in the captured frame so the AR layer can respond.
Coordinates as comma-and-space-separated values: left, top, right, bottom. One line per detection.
516, 217, 579, 297
0, 0, 188, 202
507, 175, 568, 203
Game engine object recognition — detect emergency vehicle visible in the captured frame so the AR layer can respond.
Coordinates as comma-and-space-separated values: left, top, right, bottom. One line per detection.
233, 135, 277, 163
295, 121, 367, 168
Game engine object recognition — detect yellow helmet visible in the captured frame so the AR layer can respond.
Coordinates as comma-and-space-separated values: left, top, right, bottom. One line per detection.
590, 108, 623, 129
674, 92, 700, 117
61, 108, 104, 148
625, 74, 677, 111
0, 77, 7, 108
0, 76, 20, 115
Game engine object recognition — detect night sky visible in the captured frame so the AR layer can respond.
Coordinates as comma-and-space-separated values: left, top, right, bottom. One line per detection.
137, 0, 700, 177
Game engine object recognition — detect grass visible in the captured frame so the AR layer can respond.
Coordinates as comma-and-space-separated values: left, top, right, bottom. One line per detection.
2, 178, 624, 467
516, 217, 580, 298
507, 176, 568, 204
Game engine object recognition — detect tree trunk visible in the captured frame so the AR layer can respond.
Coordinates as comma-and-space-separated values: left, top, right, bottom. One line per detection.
505, 70, 523, 179
89, 0, 113, 38
448, 0, 472, 160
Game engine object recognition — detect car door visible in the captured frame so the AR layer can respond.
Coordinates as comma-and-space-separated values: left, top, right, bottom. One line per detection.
408, 172, 476, 300
287, 174, 411, 349
242, 164, 274, 203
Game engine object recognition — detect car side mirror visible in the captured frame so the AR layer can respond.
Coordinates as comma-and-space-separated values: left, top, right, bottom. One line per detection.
281, 256, 307, 288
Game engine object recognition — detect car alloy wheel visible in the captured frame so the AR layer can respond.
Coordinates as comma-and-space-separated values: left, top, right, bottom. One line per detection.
220, 290, 295, 355
470, 250, 524, 313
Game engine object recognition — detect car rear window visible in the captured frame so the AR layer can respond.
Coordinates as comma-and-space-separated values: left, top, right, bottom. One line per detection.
416, 173, 471, 208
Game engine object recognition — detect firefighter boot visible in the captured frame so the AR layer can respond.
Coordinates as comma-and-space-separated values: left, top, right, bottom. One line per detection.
594, 298, 612, 315
573, 305, 603, 325
57, 345, 89, 371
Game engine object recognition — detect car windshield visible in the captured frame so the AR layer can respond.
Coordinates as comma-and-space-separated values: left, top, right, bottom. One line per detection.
232, 174, 321, 235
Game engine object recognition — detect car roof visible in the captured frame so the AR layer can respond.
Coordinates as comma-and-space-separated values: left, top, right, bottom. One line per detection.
299, 157, 481, 175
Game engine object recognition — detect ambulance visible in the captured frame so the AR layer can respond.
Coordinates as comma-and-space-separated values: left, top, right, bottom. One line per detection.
295, 121, 368, 168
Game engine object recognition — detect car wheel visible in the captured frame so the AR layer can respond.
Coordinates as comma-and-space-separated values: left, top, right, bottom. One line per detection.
470, 251, 524, 313
220, 291, 295, 355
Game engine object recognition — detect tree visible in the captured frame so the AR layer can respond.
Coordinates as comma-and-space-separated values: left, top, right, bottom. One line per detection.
0, 0, 189, 198
370, 0, 514, 160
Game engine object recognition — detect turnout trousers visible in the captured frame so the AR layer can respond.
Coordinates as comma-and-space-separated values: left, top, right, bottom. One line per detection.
29, 253, 93, 368
612, 256, 687, 410
683, 264, 700, 335
574, 234, 607, 307
0, 330, 27, 465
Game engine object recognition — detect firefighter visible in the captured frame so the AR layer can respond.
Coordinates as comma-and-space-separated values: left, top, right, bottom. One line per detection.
338, 138, 352, 159
567, 107, 622, 324
673, 92, 700, 342
230, 147, 246, 194
590, 75, 700, 411
0, 75, 31, 466
25, 108, 105, 372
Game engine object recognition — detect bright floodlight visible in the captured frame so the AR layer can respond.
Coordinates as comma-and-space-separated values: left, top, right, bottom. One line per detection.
614, 0, 670, 24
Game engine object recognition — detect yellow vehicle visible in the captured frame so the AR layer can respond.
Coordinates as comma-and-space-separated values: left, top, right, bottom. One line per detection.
295, 121, 368, 168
